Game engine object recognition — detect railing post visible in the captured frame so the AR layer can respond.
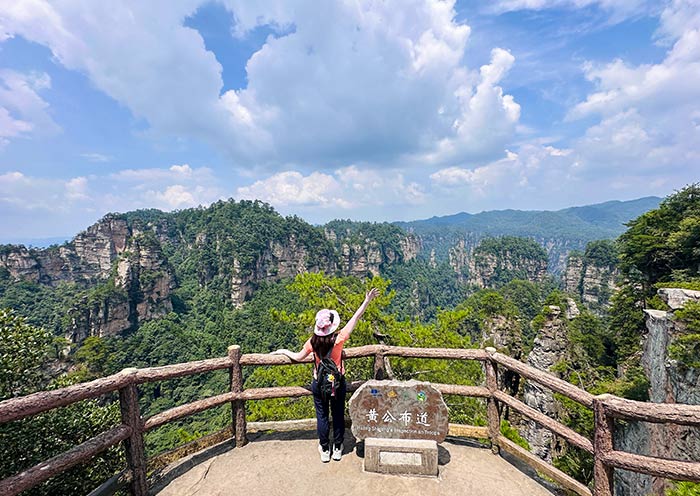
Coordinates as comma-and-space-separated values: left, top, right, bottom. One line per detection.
593, 395, 615, 496
118, 368, 147, 496
228, 345, 247, 447
372, 346, 394, 380
485, 347, 500, 454
373, 351, 385, 380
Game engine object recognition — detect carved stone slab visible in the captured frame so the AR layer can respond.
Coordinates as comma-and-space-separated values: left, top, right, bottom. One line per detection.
348, 380, 449, 443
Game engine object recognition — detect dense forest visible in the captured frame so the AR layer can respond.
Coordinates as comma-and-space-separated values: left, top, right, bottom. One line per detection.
1, 187, 698, 495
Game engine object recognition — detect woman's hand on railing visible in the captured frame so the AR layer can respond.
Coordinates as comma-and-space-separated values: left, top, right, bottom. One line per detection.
271, 348, 310, 362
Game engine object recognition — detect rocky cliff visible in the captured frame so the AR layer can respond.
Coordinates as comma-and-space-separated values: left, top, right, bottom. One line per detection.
453, 236, 548, 288
417, 231, 586, 275
1, 204, 425, 341
0, 215, 130, 285
1, 220, 177, 342
397, 196, 660, 274
230, 235, 337, 307
323, 224, 420, 279
564, 251, 618, 311
521, 305, 572, 461
615, 289, 700, 496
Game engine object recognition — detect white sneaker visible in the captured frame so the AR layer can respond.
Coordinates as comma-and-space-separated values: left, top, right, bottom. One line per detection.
332, 443, 343, 461
319, 444, 331, 463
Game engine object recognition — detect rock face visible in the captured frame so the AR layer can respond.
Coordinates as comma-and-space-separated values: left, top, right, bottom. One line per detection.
1, 208, 427, 341
423, 232, 584, 276
565, 298, 580, 320
1, 215, 132, 285
64, 232, 175, 342
563, 252, 618, 311
448, 239, 472, 281
481, 314, 522, 358
1, 216, 175, 342
615, 289, 700, 496
468, 252, 547, 288
659, 288, 700, 310
230, 235, 335, 308
522, 306, 569, 462
1, 217, 175, 341
324, 227, 420, 279
449, 237, 549, 286
0, 245, 42, 283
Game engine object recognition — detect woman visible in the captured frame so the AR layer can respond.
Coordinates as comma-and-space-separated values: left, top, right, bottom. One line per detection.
272, 288, 379, 462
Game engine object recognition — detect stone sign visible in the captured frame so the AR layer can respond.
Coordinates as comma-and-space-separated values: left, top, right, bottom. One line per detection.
348, 380, 449, 443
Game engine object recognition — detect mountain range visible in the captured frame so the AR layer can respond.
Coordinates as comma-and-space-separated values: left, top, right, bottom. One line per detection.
396, 196, 662, 271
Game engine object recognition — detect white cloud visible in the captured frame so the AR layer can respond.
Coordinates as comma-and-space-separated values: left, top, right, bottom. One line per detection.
488, 0, 658, 20
110, 164, 206, 183
104, 163, 223, 210
0, 69, 59, 146
64, 176, 90, 201
0, 171, 86, 211
237, 171, 348, 208
568, 0, 700, 175
0, 0, 520, 168
144, 185, 197, 209
81, 152, 113, 163
0, 164, 224, 221
224, 1, 518, 166
656, 0, 700, 42
0, 160, 233, 236
236, 167, 426, 210
335, 166, 427, 206
430, 145, 573, 197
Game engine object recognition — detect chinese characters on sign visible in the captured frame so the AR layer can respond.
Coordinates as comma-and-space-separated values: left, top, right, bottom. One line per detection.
348, 380, 449, 442
366, 408, 430, 427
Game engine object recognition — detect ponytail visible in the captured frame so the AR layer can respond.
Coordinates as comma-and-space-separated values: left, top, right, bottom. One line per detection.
311, 333, 336, 360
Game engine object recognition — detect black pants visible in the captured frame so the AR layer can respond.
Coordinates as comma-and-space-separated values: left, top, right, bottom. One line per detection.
311, 378, 346, 450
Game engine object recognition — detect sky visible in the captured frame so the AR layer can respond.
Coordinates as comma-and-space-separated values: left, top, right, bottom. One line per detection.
0, 0, 698, 242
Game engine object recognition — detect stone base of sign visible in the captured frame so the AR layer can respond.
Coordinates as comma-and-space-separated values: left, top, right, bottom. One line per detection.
364, 437, 438, 476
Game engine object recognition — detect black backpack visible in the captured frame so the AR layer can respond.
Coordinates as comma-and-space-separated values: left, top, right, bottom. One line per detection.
316, 345, 343, 400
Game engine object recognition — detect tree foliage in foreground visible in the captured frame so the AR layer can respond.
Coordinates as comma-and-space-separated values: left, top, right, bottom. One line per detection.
0, 310, 122, 495
612, 184, 700, 371
619, 183, 700, 291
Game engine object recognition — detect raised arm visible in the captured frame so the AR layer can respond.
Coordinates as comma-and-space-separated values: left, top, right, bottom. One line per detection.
341, 288, 380, 337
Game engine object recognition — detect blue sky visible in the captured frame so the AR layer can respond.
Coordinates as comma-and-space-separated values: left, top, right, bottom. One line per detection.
0, 0, 698, 242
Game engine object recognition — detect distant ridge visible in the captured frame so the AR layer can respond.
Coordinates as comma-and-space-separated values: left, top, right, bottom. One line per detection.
394, 196, 662, 271
396, 196, 661, 240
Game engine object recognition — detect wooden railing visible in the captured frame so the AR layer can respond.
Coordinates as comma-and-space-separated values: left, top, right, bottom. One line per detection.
1, 345, 699, 496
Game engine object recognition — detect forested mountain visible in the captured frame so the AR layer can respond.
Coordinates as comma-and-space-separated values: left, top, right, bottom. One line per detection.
396, 196, 661, 272
3, 190, 699, 496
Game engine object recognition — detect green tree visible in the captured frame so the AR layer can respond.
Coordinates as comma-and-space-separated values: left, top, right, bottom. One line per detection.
0, 309, 51, 399
583, 239, 618, 268
619, 184, 700, 290
667, 482, 700, 496
669, 301, 700, 369
0, 311, 123, 495
74, 336, 109, 376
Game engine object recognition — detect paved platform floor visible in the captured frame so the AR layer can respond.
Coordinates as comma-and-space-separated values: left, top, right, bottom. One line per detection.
153, 430, 558, 496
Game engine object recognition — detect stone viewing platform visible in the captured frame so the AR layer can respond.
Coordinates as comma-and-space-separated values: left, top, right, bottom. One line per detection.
154, 429, 558, 496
